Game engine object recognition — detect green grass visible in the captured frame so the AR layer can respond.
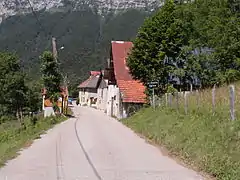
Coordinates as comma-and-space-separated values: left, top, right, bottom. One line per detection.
0, 115, 67, 167
66, 107, 74, 116
123, 106, 240, 180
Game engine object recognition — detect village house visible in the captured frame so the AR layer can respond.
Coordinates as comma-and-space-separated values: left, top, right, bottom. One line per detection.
78, 71, 101, 107
77, 41, 146, 118
104, 41, 146, 119
41, 86, 69, 117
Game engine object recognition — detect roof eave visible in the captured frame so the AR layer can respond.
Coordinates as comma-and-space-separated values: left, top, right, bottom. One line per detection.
122, 100, 147, 104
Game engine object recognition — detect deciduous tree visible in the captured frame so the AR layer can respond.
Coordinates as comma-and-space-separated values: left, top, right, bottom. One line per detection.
40, 51, 62, 99
0, 52, 27, 123
127, 0, 193, 93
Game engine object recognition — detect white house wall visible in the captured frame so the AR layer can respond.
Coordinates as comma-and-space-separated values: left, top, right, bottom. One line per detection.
79, 90, 87, 106
44, 107, 55, 117
88, 89, 98, 99
79, 88, 98, 106
106, 85, 121, 118
97, 88, 108, 112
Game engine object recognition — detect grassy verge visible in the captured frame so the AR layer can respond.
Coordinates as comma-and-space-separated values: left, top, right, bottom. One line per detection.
0, 115, 67, 167
123, 107, 240, 180
66, 107, 74, 116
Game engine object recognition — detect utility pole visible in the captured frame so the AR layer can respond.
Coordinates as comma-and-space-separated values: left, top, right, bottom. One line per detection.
52, 37, 58, 62
63, 75, 69, 114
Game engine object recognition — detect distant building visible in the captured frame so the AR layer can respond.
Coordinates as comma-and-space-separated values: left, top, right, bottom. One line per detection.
78, 71, 101, 107
77, 41, 147, 118
41, 86, 69, 117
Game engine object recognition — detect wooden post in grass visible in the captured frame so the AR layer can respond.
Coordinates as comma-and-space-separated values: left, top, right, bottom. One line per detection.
175, 92, 179, 112
152, 88, 155, 109
229, 85, 235, 121
184, 92, 188, 115
212, 84, 216, 114
196, 90, 200, 111
169, 93, 172, 107
165, 93, 168, 107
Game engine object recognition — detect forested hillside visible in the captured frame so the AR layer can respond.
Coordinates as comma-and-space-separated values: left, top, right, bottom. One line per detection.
0, 8, 149, 87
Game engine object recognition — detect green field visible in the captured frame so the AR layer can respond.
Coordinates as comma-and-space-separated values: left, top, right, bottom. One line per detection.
123, 84, 240, 180
0, 115, 67, 167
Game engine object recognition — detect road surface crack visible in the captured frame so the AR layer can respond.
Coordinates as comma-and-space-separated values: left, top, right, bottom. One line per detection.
74, 118, 103, 180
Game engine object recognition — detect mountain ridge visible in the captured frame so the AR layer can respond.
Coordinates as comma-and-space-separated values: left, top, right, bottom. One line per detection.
0, 0, 160, 23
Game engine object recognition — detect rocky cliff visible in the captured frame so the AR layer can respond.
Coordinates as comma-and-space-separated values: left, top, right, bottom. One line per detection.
0, 0, 160, 22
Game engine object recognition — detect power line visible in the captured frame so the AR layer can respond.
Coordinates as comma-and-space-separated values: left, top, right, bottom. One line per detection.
22, 0, 74, 41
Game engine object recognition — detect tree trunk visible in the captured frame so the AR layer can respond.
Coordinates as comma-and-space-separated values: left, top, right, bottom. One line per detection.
16, 109, 21, 124
20, 106, 23, 122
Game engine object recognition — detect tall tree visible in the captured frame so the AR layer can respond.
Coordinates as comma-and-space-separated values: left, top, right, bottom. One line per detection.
25, 79, 42, 113
187, 0, 240, 85
127, 0, 193, 93
0, 52, 27, 122
40, 51, 62, 99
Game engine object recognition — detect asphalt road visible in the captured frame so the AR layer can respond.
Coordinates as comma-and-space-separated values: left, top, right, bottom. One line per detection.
0, 106, 204, 180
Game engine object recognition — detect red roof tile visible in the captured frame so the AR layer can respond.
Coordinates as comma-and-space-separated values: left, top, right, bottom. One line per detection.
90, 71, 101, 76
111, 41, 146, 103
111, 41, 133, 81
118, 80, 147, 103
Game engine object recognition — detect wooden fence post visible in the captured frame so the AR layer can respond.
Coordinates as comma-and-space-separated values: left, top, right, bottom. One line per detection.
165, 93, 168, 107
229, 85, 235, 121
169, 93, 172, 107
196, 90, 200, 111
212, 84, 216, 114
190, 83, 193, 92
152, 88, 155, 109
175, 92, 179, 111
184, 92, 188, 115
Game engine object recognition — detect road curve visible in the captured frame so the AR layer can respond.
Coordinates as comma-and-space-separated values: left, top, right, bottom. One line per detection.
0, 106, 204, 180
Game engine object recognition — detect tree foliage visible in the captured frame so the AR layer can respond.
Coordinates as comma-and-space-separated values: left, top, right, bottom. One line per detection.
0, 52, 41, 122
25, 79, 42, 113
40, 51, 62, 98
0, 53, 26, 117
128, 0, 240, 93
127, 0, 192, 92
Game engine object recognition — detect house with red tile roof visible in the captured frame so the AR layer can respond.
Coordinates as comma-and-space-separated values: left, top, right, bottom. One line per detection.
104, 41, 146, 118
78, 71, 102, 106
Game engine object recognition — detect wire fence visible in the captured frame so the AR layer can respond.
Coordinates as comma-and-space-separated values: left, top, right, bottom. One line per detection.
151, 84, 239, 121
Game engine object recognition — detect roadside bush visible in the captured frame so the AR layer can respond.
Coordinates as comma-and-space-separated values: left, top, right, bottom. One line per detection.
0, 116, 13, 124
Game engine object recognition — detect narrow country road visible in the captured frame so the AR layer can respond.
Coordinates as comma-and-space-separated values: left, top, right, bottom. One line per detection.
0, 106, 204, 180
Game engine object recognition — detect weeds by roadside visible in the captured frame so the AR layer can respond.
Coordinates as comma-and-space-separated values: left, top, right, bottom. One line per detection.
0, 115, 67, 167
123, 107, 240, 180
